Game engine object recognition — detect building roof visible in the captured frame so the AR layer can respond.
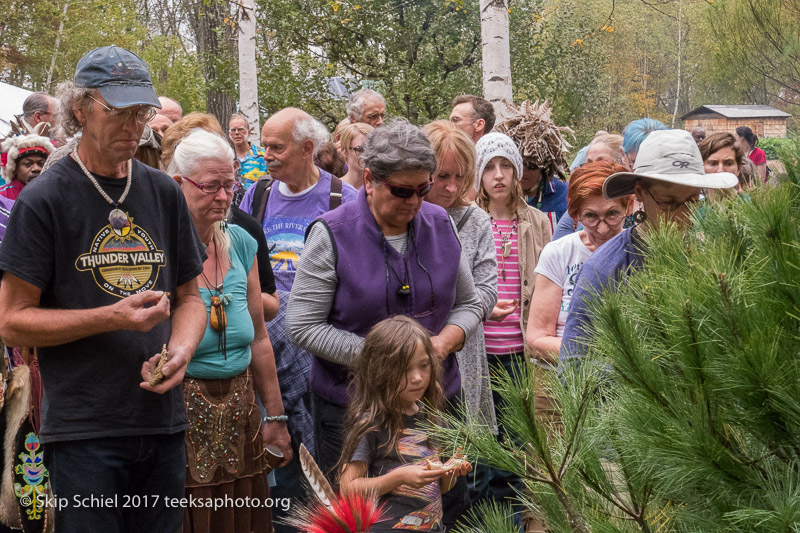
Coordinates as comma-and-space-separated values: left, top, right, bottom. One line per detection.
682, 105, 791, 120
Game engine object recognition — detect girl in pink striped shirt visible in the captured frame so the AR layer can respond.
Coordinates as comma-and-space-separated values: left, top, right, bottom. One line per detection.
471, 133, 552, 529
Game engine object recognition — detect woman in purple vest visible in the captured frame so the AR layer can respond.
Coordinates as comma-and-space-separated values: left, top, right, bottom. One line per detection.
286, 119, 482, 516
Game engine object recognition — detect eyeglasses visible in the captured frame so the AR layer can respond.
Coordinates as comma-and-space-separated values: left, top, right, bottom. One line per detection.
380, 177, 433, 199
350, 146, 365, 153
644, 188, 699, 211
182, 176, 242, 194
88, 95, 156, 124
366, 112, 385, 121
229, 127, 247, 134
580, 210, 625, 228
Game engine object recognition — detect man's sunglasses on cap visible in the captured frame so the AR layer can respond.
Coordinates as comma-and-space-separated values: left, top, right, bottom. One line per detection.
381, 177, 433, 199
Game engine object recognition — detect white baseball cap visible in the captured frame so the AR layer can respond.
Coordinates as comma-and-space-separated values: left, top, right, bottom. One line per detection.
603, 129, 738, 199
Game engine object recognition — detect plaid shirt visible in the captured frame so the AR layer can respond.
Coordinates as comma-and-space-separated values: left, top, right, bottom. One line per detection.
267, 290, 315, 455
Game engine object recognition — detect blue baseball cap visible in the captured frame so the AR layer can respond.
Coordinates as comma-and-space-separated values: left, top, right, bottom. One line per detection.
74, 46, 161, 109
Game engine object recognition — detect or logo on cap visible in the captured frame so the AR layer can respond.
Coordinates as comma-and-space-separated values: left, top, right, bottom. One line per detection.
672, 160, 690, 168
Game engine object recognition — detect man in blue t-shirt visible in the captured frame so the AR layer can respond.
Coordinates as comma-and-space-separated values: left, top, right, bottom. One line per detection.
239, 107, 357, 533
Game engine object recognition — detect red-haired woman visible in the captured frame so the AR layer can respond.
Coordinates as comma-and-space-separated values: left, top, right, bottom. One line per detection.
526, 161, 629, 363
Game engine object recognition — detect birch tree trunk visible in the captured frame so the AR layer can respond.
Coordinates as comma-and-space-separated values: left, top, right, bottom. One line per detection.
45, 0, 70, 92
238, 1, 260, 144
671, 0, 682, 128
480, 0, 513, 121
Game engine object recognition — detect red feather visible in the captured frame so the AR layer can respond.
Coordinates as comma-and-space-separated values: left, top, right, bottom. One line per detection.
286, 491, 386, 532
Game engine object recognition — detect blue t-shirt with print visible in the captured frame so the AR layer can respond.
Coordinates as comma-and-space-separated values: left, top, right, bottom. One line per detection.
239, 168, 358, 292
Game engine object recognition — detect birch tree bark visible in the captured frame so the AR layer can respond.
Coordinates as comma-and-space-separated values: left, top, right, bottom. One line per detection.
238, 0, 260, 144
45, 0, 69, 92
480, 0, 513, 121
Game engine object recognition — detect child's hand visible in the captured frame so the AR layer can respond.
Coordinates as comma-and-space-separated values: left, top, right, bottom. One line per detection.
395, 464, 443, 489
451, 460, 472, 478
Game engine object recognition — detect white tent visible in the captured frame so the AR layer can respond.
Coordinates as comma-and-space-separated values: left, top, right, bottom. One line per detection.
0, 82, 33, 136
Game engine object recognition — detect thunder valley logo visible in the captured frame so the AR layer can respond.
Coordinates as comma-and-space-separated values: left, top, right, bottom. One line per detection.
75, 215, 166, 298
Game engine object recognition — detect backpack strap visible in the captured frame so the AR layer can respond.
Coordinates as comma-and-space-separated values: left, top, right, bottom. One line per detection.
455, 206, 476, 232
251, 178, 274, 224
329, 175, 343, 211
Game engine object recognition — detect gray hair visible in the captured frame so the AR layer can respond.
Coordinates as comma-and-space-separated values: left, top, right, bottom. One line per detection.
23, 92, 54, 120
167, 128, 235, 177
168, 128, 235, 259
55, 81, 93, 138
346, 89, 385, 121
292, 116, 330, 157
363, 119, 436, 181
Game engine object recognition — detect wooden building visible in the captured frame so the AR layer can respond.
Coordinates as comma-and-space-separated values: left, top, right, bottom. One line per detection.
681, 105, 790, 138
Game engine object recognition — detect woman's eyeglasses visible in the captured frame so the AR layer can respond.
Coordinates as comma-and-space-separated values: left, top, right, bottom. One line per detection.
88, 95, 156, 124
380, 178, 433, 199
182, 176, 242, 194
580, 210, 625, 228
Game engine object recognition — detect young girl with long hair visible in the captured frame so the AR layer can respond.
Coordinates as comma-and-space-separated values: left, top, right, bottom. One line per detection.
473, 132, 551, 529
339, 316, 471, 532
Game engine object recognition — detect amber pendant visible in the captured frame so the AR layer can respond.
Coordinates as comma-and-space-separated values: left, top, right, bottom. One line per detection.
210, 295, 228, 332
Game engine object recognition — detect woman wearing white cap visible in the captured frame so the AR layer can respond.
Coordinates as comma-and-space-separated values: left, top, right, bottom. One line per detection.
471, 132, 551, 528
560, 129, 739, 362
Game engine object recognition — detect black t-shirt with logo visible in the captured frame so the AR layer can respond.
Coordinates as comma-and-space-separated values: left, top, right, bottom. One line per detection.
0, 156, 205, 443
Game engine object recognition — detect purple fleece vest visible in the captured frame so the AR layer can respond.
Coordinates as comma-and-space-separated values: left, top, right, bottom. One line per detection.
309, 188, 462, 406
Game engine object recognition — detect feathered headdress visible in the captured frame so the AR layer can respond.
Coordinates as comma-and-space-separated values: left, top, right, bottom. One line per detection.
284, 444, 386, 533
0, 123, 54, 184
494, 99, 574, 181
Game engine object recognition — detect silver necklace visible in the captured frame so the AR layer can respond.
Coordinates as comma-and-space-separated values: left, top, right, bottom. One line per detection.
73, 150, 132, 233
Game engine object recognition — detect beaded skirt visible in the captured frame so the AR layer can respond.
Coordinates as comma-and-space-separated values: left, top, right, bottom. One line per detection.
183, 370, 268, 487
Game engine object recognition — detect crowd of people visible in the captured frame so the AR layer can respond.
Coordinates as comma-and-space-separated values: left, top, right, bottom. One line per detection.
0, 44, 772, 533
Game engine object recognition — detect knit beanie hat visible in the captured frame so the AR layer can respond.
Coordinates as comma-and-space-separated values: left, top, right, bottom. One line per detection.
474, 132, 523, 191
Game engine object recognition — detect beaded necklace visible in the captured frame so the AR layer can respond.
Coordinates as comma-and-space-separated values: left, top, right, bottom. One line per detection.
490, 214, 517, 281
73, 150, 132, 232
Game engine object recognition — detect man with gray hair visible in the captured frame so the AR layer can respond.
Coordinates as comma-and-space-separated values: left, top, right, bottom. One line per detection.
0, 45, 207, 532
238, 106, 358, 533
346, 88, 386, 127
20, 92, 57, 136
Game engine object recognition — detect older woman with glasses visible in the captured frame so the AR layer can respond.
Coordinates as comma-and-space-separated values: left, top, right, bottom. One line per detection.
286, 119, 482, 482
169, 129, 291, 533
527, 161, 628, 362
561, 129, 738, 362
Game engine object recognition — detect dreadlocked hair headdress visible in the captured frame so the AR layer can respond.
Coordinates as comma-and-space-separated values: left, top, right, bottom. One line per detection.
493, 99, 574, 181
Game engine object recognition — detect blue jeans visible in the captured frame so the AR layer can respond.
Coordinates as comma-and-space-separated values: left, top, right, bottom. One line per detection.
43, 432, 186, 533
468, 353, 524, 531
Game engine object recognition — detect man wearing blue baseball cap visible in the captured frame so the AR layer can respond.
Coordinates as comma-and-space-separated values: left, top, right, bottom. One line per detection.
0, 46, 208, 532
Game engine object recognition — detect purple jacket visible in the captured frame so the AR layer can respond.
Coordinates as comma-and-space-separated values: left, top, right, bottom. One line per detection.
309, 188, 462, 405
